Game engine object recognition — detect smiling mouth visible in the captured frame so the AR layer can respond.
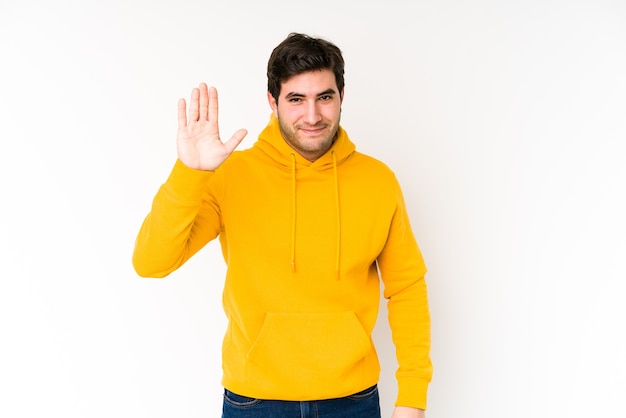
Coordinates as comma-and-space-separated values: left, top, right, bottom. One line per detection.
299, 125, 326, 135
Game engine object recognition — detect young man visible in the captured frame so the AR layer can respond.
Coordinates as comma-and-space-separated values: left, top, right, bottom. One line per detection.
133, 33, 432, 418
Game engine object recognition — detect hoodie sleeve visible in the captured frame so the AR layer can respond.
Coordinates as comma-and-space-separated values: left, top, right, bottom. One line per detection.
376, 178, 432, 410
132, 159, 223, 278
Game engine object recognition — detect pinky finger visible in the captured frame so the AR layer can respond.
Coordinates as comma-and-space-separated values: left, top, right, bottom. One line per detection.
177, 98, 187, 128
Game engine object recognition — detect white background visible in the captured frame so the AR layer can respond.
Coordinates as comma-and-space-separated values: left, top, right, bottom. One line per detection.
1, 0, 625, 417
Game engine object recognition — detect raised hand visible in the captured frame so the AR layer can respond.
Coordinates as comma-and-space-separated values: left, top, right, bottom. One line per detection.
176, 83, 247, 171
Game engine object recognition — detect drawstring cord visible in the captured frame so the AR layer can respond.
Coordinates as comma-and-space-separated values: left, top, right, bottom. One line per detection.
332, 151, 341, 279
290, 153, 297, 272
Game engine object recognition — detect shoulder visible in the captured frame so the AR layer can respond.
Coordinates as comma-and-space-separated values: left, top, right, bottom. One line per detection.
347, 151, 399, 181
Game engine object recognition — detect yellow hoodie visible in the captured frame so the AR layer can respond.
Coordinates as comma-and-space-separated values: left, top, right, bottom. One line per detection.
133, 115, 432, 409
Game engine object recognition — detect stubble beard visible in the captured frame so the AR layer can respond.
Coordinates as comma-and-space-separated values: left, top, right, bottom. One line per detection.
277, 118, 340, 161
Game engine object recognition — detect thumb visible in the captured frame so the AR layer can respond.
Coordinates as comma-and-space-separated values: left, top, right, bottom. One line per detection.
223, 128, 248, 154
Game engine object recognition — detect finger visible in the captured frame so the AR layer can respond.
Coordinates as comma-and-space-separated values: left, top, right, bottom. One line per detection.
199, 83, 209, 121
189, 87, 200, 122
223, 128, 248, 154
177, 98, 187, 129
208, 86, 218, 124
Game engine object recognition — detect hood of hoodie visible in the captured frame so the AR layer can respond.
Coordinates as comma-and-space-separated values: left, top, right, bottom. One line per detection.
254, 113, 355, 170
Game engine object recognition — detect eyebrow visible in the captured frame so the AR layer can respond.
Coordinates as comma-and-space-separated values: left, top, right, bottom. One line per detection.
284, 88, 338, 99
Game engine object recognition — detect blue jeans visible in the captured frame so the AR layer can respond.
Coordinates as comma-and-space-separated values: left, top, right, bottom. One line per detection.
222, 384, 381, 418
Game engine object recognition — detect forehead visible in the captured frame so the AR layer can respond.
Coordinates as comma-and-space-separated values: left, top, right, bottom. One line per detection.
279, 69, 338, 97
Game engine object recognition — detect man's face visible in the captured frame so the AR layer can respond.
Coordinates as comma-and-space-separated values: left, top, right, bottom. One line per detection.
268, 69, 343, 162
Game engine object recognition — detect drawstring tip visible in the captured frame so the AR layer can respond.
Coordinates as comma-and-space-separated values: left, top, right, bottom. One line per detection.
291, 261, 296, 272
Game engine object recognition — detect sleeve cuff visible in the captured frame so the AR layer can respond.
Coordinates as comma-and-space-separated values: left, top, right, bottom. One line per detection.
395, 375, 430, 410
163, 159, 215, 202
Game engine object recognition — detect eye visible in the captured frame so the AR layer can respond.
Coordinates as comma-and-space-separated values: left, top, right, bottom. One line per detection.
288, 97, 302, 103
319, 95, 333, 101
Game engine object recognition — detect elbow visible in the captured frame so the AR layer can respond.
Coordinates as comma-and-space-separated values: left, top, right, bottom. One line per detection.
132, 254, 172, 279
134, 268, 169, 279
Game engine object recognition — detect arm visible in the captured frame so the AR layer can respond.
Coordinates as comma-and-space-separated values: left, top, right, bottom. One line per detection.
377, 179, 432, 411
132, 83, 247, 277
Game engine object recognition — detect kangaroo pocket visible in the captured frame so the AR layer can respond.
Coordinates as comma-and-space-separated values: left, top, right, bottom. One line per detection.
246, 311, 372, 392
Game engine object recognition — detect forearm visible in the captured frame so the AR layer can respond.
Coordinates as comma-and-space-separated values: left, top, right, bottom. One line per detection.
132, 160, 219, 277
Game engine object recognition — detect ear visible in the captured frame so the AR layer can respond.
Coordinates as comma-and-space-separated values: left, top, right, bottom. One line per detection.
267, 92, 278, 118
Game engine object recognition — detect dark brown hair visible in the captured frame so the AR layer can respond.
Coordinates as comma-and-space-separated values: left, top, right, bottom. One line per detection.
267, 33, 345, 102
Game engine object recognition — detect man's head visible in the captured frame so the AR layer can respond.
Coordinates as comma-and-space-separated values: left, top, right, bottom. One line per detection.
267, 33, 345, 103
266, 33, 346, 162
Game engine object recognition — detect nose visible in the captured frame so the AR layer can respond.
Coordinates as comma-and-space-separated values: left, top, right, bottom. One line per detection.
303, 101, 322, 125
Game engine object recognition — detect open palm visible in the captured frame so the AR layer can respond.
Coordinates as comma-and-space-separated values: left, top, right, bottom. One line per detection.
176, 83, 247, 171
